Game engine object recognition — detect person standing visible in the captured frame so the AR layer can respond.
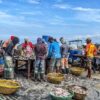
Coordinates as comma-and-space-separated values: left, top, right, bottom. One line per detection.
4, 36, 19, 79
48, 38, 61, 72
85, 38, 97, 78
3, 36, 12, 50
22, 38, 35, 58
4, 36, 19, 57
60, 37, 69, 74
34, 38, 47, 81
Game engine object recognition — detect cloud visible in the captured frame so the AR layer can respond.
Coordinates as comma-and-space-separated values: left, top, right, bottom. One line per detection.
75, 10, 100, 22
48, 15, 86, 27
0, 11, 25, 23
20, 11, 43, 16
0, 11, 44, 28
53, 3, 100, 12
75, 33, 100, 40
73, 7, 100, 12
48, 15, 67, 26
53, 3, 100, 22
53, 3, 71, 9
27, 0, 40, 4
72, 7, 100, 22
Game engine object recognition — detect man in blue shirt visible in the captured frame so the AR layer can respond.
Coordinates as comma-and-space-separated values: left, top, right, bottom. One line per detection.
48, 38, 61, 72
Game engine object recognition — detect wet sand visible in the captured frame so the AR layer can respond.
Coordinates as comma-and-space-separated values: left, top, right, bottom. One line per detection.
0, 74, 100, 100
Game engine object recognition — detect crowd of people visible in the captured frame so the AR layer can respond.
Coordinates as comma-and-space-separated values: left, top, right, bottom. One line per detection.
0, 36, 100, 81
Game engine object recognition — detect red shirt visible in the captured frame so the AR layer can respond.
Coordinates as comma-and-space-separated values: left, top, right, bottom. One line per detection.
22, 42, 34, 49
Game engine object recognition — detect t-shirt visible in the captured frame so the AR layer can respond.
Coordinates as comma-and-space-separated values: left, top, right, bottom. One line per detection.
22, 42, 34, 57
22, 42, 34, 49
60, 43, 69, 58
35, 43, 47, 59
86, 43, 97, 58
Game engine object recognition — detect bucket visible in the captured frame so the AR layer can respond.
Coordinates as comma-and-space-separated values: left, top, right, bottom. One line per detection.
4, 56, 13, 68
0, 58, 4, 76
0, 57, 4, 65
4, 67, 14, 79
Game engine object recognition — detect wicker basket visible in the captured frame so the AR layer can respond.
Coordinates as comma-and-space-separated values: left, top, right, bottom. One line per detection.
0, 79, 20, 95
47, 73, 64, 84
68, 85, 87, 100
70, 67, 85, 76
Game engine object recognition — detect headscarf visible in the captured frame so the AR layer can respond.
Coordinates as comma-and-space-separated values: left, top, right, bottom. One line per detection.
10, 36, 15, 41
37, 38, 43, 44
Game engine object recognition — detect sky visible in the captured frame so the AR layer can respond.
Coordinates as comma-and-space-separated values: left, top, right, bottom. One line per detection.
0, 0, 100, 43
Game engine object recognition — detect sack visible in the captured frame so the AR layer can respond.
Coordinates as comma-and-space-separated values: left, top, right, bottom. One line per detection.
0, 57, 4, 65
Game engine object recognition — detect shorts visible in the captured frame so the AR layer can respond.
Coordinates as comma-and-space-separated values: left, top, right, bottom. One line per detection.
87, 57, 93, 69
61, 58, 68, 68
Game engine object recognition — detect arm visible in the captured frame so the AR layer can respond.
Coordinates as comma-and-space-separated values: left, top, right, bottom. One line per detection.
48, 44, 53, 57
29, 42, 34, 49
43, 44, 48, 55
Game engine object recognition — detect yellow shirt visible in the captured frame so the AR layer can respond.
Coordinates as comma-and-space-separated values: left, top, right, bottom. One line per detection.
86, 43, 97, 58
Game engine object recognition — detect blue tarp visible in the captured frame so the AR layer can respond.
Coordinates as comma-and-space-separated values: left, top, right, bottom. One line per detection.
69, 49, 82, 60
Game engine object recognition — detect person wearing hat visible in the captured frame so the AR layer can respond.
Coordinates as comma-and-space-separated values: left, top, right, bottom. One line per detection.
85, 38, 97, 78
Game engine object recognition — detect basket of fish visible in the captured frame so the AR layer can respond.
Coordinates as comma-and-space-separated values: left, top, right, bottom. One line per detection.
47, 73, 64, 84
68, 85, 87, 100
70, 67, 85, 76
50, 88, 74, 100
0, 79, 21, 95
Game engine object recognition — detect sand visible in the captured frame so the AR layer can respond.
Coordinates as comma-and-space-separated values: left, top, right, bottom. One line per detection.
0, 74, 100, 100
